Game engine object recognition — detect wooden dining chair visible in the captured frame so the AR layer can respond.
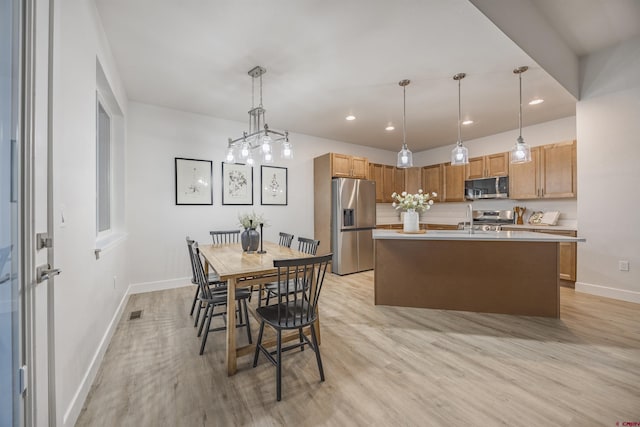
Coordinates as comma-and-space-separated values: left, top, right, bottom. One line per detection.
296, 237, 320, 255
190, 241, 252, 355
210, 230, 241, 244
253, 253, 332, 401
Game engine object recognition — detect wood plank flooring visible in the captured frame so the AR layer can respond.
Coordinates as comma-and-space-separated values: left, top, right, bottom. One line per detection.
76, 272, 640, 426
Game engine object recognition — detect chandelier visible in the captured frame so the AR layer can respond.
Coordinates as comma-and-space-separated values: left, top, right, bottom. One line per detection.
225, 66, 292, 166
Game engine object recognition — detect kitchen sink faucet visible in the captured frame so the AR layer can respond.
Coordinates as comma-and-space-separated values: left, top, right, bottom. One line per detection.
467, 204, 474, 234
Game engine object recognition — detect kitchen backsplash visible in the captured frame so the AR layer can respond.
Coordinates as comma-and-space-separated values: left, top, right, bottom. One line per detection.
377, 199, 577, 228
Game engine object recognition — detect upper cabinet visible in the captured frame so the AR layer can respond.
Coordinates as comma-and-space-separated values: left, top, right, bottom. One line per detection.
509, 140, 576, 200
466, 153, 509, 179
443, 163, 466, 202
404, 167, 422, 194
331, 153, 369, 179
421, 164, 443, 202
369, 163, 385, 202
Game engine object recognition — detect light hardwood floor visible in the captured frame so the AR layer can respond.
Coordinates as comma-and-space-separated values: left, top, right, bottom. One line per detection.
76, 272, 640, 426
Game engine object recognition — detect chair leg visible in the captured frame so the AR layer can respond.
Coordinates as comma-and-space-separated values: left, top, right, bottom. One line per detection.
243, 298, 252, 344
200, 304, 214, 355
253, 321, 266, 367
194, 300, 204, 327
310, 322, 325, 382
299, 328, 304, 352
276, 329, 282, 401
189, 286, 199, 316
198, 303, 211, 338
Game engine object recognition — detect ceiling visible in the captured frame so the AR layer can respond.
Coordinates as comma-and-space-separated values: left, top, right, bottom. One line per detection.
94, 0, 639, 153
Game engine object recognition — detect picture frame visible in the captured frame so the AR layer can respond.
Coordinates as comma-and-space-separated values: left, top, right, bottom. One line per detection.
175, 157, 213, 205
261, 165, 288, 206
222, 162, 253, 205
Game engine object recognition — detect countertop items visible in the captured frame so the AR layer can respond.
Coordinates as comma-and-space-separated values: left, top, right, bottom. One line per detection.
373, 229, 584, 243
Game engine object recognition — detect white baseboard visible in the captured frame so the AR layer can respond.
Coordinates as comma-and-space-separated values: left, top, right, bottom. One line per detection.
62, 289, 130, 426
127, 276, 192, 294
575, 281, 640, 304
62, 276, 191, 426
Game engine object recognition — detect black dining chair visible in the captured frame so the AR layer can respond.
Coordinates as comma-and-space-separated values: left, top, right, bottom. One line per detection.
210, 230, 241, 244
261, 237, 320, 307
278, 232, 294, 248
252, 253, 332, 401
189, 241, 252, 355
186, 236, 224, 321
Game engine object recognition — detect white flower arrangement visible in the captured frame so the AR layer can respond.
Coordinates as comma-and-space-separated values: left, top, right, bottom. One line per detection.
237, 211, 268, 229
391, 189, 437, 213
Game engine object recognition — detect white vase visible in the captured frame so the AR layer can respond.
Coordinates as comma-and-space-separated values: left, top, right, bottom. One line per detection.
403, 209, 419, 233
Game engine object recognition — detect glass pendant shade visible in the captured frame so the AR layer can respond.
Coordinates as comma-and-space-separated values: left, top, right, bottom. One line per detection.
281, 140, 293, 159
225, 147, 236, 163
397, 144, 413, 168
510, 136, 531, 163
451, 142, 469, 165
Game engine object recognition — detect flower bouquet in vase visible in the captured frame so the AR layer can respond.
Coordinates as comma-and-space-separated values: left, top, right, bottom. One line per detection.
391, 189, 437, 233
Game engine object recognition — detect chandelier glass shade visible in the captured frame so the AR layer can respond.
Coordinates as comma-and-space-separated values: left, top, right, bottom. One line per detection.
225, 66, 292, 166
510, 66, 532, 164
451, 73, 469, 165
396, 79, 413, 168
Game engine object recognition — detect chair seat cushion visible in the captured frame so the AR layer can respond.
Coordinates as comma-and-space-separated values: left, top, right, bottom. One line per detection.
256, 301, 316, 329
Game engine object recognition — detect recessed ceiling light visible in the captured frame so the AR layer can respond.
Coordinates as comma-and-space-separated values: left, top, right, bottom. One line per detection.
462, 120, 474, 125
529, 98, 544, 105
385, 125, 395, 131
345, 115, 356, 121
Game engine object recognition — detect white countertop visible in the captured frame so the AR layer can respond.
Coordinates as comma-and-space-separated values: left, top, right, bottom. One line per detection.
376, 222, 578, 231
373, 229, 585, 243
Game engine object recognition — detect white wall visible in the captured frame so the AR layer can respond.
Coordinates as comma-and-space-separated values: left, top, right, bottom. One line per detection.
52, 1, 130, 425
126, 102, 397, 287
575, 35, 640, 302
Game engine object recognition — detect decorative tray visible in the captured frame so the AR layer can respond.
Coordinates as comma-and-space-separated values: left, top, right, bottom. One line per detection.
396, 230, 427, 234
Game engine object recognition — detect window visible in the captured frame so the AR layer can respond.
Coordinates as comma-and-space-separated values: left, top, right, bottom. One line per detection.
96, 97, 111, 234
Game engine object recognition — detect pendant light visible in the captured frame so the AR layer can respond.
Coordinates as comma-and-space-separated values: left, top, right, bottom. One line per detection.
510, 66, 532, 163
396, 79, 413, 168
450, 72, 469, 165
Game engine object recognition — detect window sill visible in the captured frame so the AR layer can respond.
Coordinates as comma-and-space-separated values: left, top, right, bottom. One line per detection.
95, 231, 128, 259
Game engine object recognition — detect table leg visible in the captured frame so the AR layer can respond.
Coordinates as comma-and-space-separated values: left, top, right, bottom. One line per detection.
226, 277, 237, 376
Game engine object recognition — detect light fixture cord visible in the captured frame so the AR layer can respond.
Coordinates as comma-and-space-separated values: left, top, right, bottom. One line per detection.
518, 71, 523, 140
402, 84, 407, 148
457, 78, 462, 145
259, 72, 264, 108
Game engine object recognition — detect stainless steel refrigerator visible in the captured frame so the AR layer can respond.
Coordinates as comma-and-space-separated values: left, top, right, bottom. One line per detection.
331, 178, 376, 275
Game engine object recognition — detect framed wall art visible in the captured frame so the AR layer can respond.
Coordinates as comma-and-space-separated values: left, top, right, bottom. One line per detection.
222, 162, 253, 205
261, 165, 287, 206
175, 157, 213, 205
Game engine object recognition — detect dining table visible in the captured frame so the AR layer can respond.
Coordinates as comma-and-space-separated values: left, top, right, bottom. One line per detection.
198, 240, 318, 375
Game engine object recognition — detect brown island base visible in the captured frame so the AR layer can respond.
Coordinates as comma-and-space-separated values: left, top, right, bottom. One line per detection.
373, 230, 585, 318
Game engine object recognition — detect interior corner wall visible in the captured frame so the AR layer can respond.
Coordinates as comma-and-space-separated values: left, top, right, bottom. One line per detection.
575, 35, 640, 302
125, 102, 396, 288
52, 1, 130, 425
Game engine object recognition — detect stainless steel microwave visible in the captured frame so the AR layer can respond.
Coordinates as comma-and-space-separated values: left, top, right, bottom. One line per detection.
464, 176, 509, 200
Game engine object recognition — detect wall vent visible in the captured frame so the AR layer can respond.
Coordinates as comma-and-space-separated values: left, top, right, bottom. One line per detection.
129, 310, 143, 320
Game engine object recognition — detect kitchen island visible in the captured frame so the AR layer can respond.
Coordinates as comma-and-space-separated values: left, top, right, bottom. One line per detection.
373, 229, 585, 318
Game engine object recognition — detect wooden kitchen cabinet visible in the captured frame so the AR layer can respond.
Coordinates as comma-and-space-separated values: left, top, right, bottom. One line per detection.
421, 164, 443, 202
369, 163, 385, 202
443, 162, 465, 202
502, 227, 577, 282
330, 153, 369, 178
466, 152, 509, 179
509, 140, 576, 200
394, 167, 405, 194
404, 167, 422, 194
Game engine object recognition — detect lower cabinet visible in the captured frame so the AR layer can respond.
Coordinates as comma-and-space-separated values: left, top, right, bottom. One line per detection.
503, 227, 577, 281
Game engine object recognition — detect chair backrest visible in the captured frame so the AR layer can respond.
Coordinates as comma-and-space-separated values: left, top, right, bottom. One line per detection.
278, 232, 294, 248
191, 242, 217, 300
186, 236, 197, 284
272, 253, 332, 326
297, 237, 320, 255
210, 230, 240, 244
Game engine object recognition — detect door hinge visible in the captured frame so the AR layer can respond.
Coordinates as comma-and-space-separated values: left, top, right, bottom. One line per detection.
36, 232, 53, 249
19, 365, 27, 394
